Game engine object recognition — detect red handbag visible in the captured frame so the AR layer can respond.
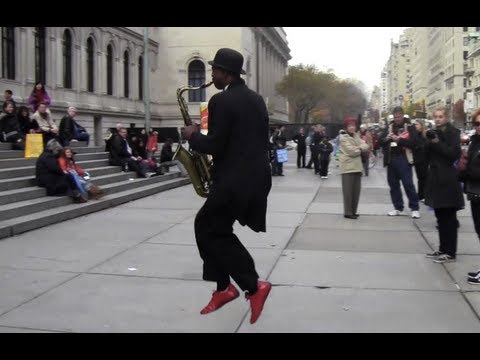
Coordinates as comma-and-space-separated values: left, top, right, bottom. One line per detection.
456, 149, 468, 172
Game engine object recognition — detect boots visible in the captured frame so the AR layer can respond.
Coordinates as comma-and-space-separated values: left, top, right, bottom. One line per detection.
88, 184, 105, 200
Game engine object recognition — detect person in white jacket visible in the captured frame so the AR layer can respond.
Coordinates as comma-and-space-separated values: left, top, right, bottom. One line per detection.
338, 117, 370, 219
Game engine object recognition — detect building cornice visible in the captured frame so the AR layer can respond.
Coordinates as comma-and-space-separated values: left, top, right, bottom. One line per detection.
116, 27, 159, 49
253, 27, 292, 61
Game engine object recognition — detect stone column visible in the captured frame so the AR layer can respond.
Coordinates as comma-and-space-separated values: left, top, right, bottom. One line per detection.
95, 49, 102, 95
132, 45, 138, 100
55, 30, 64, 89
18, 28, 28, 86
79, 28, 86, 93
116, 53, 122, 99
98, 46, 106, 95
261, 38, 266, 97
74, 43, 81, 93
26, 28, 36, 85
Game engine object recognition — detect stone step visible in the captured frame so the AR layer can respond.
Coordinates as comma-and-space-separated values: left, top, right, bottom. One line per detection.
0, 195, 71, 221
0, 152, 109, 169
0, 158, 110, 179
68, 141, 88, 147
0, 172, 182, 221
0, 176, 191, 240
0, 150, 24, 160
0, 143, 12, 150
0, 166, 122, 192
0, 171, 138, 205
71, 146, 105, 154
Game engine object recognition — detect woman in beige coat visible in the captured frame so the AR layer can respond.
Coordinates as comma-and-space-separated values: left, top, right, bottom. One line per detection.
339, 117, 370, 219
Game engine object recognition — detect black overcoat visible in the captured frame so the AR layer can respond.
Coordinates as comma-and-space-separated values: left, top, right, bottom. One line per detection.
424, 123, 465, 210
189, 79, 272, 232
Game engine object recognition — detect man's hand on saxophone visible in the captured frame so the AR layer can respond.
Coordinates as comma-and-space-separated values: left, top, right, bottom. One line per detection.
181, 124, 200, 141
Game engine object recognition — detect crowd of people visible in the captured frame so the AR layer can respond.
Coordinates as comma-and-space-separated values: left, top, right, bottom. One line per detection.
104, 125, 172, 179
1, 85, 177, 205
0, 84, 90, 150
284, 105, 479, 286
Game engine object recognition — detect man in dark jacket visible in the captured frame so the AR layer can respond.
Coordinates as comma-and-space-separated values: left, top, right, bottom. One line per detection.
0, 101, 25, 150
2, 90, 16, 113
292, 127, 307, 168
59, 107, 90, 146
182, 48, 272, 324
108, 127, 147, 178
380, 107, 420, 218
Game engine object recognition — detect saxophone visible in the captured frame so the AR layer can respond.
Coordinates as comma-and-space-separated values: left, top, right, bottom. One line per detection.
173, 81, 213, 198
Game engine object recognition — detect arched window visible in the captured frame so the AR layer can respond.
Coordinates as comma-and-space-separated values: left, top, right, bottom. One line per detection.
123, 51, 129, 98
188, 60, 206, 102
86, 37, 94, 92
34, 27, 46, 84
62, 29, 72, 88
1, 27, 15, 80
138, 56, 143, 100
106, 44, 113, 95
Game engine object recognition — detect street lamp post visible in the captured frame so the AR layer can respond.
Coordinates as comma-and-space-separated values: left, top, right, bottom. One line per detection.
143, 27, 151, 131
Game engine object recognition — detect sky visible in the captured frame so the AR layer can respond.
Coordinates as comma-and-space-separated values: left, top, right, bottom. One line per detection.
284, 27, 407, 95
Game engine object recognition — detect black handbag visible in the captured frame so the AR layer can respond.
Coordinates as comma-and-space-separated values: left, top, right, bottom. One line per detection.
465, 180, 480, 202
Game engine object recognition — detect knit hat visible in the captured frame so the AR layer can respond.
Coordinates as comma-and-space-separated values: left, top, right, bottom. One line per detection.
343, 117, 357, 129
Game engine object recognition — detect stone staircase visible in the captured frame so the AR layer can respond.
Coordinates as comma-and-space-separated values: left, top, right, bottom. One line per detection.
0, 142, 191, 240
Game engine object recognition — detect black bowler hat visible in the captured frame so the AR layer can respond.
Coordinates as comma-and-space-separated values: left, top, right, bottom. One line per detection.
208, 48, 246, 75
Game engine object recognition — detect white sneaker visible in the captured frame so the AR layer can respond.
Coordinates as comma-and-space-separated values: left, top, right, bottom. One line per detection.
411, 210, 420, 219
388, 210, 404, 216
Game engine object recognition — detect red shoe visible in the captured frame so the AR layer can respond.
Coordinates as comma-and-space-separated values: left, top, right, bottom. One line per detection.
246, 280, 272, 324
200, 284, 240, 315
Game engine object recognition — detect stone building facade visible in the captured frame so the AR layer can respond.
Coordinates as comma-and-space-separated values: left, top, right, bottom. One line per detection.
0, 27, 291, 145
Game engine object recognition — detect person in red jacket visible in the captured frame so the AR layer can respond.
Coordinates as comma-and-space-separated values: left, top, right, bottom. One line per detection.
146, 128, 158, 160
58, 147, 104, 201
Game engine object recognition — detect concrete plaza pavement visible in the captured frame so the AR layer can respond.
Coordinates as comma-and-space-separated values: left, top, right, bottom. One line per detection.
0, 156, 480, 332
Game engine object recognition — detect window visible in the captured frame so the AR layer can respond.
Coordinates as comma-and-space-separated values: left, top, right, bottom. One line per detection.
34, 27, 46, 84
477, 27, 480, 32
138, 56, 143, 100
123, 51, 129, 98
63, 29, 72, 88
464, 51, 469, 60
86, 37, 94, 92
463, 27, 468, 32
106, 44, 113, 95
464, 78, 467, 87
1, 27, 15, 79
464, 37, 469, 46
188, 60, 205, 102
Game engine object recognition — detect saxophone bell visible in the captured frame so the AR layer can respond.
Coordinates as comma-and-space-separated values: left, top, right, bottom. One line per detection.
173, 81, 214, 198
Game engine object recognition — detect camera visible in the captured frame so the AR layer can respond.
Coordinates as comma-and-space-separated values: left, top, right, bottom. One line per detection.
426, 129, 437, 140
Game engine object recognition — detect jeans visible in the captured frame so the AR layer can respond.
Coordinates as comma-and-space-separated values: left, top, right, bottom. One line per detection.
387, 155, 419, 211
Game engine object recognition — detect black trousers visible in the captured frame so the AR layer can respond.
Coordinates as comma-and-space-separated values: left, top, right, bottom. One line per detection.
319, 159, 330, 176
306, 146, 315, 168
297, 147, 306, 168
312, 148, 320, 173
194, 192, 259, 293
471, 200, 480, 240
434, 208, 458, 257
414, 162, 428, 200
